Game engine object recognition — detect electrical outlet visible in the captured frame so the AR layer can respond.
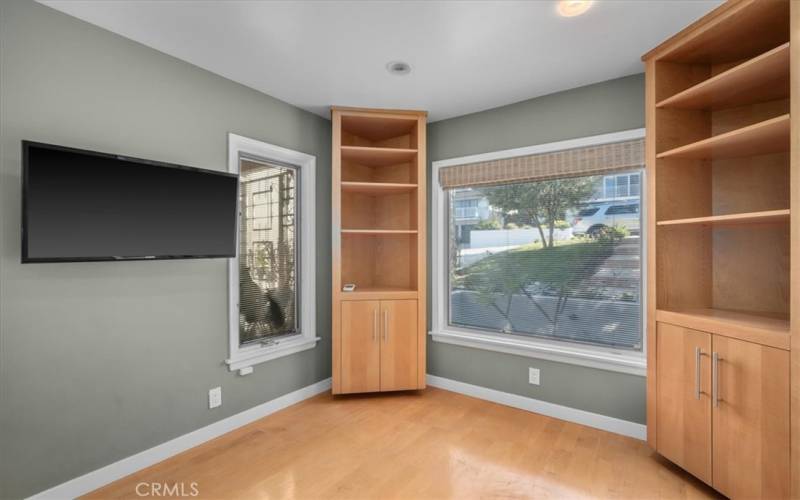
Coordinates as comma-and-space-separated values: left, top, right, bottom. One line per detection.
528, 367, 541, 386
208, 387, 222, 409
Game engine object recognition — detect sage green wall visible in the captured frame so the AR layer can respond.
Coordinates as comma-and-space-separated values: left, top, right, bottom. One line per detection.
426, 74, 647, 424
0, 1, 331, 498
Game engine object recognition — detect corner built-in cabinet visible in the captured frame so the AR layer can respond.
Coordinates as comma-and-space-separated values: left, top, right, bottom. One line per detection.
332, 107, 427, 394
643, 0, 796, 497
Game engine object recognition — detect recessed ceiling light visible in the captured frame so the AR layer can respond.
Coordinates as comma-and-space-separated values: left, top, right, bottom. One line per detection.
557, 0, 594, 17
386, 61, 412, 76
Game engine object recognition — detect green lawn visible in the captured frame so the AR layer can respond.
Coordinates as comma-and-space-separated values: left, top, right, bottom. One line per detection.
454, 238, 614, 298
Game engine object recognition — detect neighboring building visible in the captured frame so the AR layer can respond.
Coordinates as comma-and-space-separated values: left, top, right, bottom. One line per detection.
450, 188, 495, 244
590, 171, 641, 202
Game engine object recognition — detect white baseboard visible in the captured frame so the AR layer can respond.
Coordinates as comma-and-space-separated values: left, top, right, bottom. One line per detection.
426, 374, 646, 440
29, 378, 332, 500
30, 375, 642, 499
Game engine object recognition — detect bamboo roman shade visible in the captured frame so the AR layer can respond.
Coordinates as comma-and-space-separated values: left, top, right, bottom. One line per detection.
438, 139, 644, 189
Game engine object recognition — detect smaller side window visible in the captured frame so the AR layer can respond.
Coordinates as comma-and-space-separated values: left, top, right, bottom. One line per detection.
577, 207, 600, 216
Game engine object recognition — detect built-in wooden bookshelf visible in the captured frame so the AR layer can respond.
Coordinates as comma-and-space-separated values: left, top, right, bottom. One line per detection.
331, 107, 427, 395
643, 0, 795, 497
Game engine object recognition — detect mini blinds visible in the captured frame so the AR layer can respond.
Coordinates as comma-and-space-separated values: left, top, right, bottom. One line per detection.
439, 139, 644, 189
238, 158, 298, 345
445, 139, 644, 351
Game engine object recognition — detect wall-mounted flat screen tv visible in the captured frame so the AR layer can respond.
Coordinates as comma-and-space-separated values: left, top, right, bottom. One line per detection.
22, 141, 238, 263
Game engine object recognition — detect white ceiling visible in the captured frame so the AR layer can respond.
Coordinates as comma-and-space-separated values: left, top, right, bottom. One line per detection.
41, 0, 722, 122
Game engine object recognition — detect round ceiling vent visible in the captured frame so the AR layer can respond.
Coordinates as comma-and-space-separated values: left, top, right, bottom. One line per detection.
386, 61, 412, 76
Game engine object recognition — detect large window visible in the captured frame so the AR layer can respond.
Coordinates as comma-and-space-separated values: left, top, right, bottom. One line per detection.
227, 134, 317, 373
431, 131, 646, 375
447, 171, 642, 351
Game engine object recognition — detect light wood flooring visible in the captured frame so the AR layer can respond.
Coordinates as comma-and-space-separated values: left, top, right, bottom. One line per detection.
86, 387, 721, 499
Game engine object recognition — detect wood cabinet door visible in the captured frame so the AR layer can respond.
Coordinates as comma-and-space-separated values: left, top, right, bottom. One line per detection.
656, 322, 712, 485
712, 336, 790, 499
379, 299, 418, 391
340, 300, 381, 394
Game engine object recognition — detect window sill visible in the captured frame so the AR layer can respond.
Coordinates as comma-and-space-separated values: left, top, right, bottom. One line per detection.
226, 336, 320, 373
429, 328, 646, 376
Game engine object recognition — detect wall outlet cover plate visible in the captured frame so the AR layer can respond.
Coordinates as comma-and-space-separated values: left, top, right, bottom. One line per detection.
528, 367, 541, 386
209, 387, 222, 408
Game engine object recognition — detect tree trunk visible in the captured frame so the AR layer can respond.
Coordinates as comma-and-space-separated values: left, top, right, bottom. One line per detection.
531, 214, 548, 248
547, 222, 555, 248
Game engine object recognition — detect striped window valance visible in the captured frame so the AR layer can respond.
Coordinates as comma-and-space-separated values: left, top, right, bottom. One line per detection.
438, 139, 645, 189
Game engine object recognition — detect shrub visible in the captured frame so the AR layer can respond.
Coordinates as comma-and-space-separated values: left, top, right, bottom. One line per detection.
596, 224, 629, 243
504, 222, 519, 229
553, 219, 571, 230
475, 219, 501, 230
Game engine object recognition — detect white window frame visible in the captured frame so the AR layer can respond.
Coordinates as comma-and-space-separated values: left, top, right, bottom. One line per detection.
226, 133, 318, 373
431, 128, 647, 376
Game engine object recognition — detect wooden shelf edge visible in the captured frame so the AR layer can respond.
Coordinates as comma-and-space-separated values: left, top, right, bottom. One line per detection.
656, 42, 790, 109
341, 145, 418, 154
656, 308, 790, 350
332, 106, 427, 117
655, 114, 789, 160
339, 289, 419, 301
341, 181, 418, 193
340, 145, 418, 166
341, 229, 418, 234
657, 209, 790, 227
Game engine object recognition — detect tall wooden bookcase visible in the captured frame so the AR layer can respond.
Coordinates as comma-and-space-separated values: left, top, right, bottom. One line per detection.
643, 0, 796, 497
331, 107, 427, 395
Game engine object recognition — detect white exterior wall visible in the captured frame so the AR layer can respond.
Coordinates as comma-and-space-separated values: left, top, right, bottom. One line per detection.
469, 228, 573, 249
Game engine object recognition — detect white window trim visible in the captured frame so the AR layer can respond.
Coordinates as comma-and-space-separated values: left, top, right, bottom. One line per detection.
431, 128, 647, 377
226, 133, 318, 373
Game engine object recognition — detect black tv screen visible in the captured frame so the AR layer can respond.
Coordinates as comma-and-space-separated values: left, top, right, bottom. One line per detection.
22, 141, 238, 263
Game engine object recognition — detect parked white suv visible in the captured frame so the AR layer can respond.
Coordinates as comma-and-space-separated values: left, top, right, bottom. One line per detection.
571, 202, 640, 237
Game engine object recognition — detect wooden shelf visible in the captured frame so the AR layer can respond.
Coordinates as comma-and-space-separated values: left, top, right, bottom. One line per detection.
341, 181, 417, 194
339, 286, 418, 301
656, 308, 789, 350
656, 114, 789, 160
657, 209, 789, 227
341, 229, 417, 234
341, 114, 417, 143
341, 146, 417, 167
656, 43, 789, 110
642, 0, 788, 64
